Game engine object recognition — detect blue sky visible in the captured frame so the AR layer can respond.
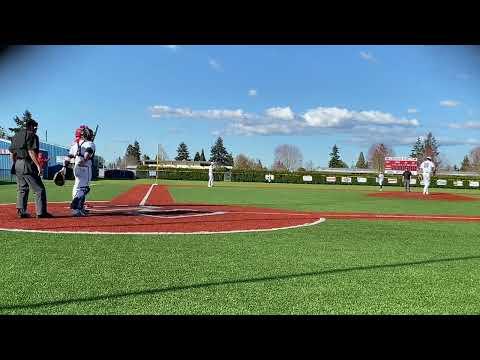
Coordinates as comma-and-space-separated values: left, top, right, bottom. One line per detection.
1, 45, 479, 168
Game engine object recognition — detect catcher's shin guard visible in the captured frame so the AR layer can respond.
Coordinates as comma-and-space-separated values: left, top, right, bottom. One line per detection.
71, 186, 90, 210
70, 196, 83, 210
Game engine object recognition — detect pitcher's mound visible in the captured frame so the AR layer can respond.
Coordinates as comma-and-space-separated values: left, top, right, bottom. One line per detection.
368, 191, 477, 201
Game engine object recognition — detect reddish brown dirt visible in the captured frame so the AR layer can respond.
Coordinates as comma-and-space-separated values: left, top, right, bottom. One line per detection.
0, 185, 323, 233
109, 184, 174, 205
367, 191, 477, 201
2, 186, 480, 234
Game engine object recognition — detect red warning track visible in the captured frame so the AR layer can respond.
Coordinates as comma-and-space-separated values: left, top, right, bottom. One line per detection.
1, 185, 480, 235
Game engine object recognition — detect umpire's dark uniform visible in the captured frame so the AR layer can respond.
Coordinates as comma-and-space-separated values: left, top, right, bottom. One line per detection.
9, 120, 51, 218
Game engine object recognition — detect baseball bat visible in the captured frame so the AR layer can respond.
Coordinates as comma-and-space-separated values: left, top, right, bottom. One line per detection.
92, 125, 99, 141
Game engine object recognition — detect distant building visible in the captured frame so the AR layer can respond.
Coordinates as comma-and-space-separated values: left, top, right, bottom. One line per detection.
0, 138, 70, 181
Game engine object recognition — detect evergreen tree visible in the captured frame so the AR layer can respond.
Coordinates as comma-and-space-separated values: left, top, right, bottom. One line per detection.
355, 151, 367, 168
209, 137, 232, 166
410, 137, 424, 159
133, 140, 141, 162
8, 110, 35, 139
423, 132, 440, 166
328, 144, 345, 168
141, 154, 150, 162
125, 140, 141, 164
411, 133, 441, 167
175, 142, 191, 161
460, 155, 471, 171
226, 152, 234, 167
200, 149, 206, 161
194, 152, 201, 161
0, 125, 7, 139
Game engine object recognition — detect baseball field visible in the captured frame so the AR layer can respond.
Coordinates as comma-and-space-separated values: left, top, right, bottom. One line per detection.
1, 179, 480, 315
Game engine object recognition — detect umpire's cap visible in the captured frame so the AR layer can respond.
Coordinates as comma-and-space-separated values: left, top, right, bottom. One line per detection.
25, 119, 38, 129
53, 170, 65, 186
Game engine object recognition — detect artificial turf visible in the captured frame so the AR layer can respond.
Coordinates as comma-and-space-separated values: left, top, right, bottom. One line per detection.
1, 179, 479, 314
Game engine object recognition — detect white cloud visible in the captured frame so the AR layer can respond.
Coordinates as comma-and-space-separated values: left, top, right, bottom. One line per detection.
440, 100, 461, 107
230, 122, 299, 136
360, 51, 377, 63
248, 89, 257, 97
407, 108, 419, 113
150, 104, 420, 137
209, 58, 222, 71
302, 107, 419, 128
265, 107, 295, 120
448, 121, 480, 129
150, 105, 249, 120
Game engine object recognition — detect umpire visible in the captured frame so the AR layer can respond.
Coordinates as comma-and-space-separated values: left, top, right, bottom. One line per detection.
9, 119, 53, 218
402, 169, 412, 192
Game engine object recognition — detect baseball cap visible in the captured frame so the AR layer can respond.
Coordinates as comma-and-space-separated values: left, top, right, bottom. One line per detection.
26, 119, 38, 129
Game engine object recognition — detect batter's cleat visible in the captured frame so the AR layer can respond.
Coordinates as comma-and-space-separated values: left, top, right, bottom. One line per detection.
17, 210, 31, 219
72, 209, 86, 217
37, 212, 54, 218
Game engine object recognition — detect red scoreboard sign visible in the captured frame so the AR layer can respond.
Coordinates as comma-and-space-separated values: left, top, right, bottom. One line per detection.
384, 157, 417, 175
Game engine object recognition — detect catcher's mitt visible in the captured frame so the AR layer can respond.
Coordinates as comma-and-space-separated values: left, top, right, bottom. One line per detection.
53, 170, 65, 186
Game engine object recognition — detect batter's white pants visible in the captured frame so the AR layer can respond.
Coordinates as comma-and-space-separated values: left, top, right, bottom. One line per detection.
208, 174, 213, 187
423, 174, 431, 195
71, 165, 92, 210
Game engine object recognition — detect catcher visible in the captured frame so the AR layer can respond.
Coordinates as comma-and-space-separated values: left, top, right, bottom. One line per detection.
58, 125, 96, 216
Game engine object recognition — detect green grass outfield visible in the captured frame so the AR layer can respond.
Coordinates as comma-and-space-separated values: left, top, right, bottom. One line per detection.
1, 179, 479, 314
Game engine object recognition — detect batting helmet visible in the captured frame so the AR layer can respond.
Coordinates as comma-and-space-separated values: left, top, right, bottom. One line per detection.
75, 125, 88, 141
53, 170, 65, 186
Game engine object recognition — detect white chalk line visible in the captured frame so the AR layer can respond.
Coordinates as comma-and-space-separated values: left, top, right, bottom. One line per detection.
139, 184, 157, 206
324, 214, 480, 221
0, 218, 326, 235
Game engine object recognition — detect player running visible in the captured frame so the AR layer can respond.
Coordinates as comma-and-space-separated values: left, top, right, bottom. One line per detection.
61, 125, 96, 216
419, 156, 435, 195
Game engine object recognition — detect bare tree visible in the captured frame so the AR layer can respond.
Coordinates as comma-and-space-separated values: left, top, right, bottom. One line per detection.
367, 143, 394, 172
271, 160, 288, 171
155, 144, 169, 162
437, 154, 451, 171
469, 146, 480, 172
304, 160, 315, 171
234, 154, 266, 170
273, 144, 303, 172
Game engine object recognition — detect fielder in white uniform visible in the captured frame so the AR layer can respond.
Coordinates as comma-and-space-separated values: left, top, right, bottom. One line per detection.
378, 172, 384, 191
208, 162, 214, 188
419, 156, 435, 195
62, 126, 96, 216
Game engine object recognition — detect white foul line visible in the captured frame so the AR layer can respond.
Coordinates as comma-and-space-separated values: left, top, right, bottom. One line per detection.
139, 184, 157, 206
0, 218, 326, 235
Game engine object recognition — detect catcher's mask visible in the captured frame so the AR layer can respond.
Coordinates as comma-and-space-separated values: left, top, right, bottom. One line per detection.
53, 171, 65, 186
75, 125, 93, 141
83, 127, 94, 141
